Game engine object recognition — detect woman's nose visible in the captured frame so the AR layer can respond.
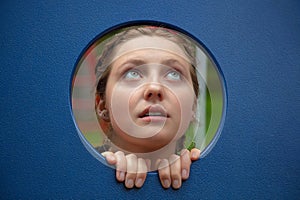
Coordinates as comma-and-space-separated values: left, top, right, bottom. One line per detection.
143, 83, 164, 101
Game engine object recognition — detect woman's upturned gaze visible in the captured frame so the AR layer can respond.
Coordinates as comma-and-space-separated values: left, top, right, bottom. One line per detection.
94, 26, 201, 189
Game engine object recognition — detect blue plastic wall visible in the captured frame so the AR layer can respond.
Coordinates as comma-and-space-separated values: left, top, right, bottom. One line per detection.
1, 1, 299, 199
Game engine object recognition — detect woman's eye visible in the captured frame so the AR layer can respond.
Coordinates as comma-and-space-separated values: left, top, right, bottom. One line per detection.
166, 70, 181, 80
124, 70, 142, 80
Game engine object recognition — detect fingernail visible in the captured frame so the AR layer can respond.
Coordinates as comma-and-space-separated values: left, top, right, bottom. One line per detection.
108, 155, 116, 162
126, 179, 134, 188
119, 172, 125, 180
135, 178, 143, 187
192, 152, 197, 159
182, 169, 188, 178
173, 179, 179, 188
163, 179, 170, 188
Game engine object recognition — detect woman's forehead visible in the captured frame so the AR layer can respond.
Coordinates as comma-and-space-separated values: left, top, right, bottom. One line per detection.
113, 36, 189, 62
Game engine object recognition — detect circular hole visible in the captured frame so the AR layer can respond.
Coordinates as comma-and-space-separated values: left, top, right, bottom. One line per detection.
70, 21, 227, 171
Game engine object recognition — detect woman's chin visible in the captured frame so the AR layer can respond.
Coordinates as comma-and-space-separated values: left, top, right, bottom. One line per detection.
135, 133, 177, 151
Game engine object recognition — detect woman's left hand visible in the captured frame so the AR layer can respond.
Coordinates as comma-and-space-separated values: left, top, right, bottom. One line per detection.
157, 148, 200, 189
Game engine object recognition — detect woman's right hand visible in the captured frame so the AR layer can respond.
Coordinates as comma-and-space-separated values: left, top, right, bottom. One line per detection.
102, 151, 149, 188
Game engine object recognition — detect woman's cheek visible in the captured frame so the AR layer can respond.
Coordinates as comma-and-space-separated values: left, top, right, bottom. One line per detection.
173, 87, 195, 135
107, 85, 133, 128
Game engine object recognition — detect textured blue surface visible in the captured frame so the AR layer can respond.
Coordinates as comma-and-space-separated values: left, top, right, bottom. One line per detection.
1, 0, 299, 199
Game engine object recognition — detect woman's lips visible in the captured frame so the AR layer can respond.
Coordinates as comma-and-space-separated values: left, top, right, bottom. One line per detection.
139, 104, 169, 123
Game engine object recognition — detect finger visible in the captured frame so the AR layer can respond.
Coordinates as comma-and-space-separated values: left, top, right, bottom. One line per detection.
145, 159, 151, 171
135, 158, 147, 188
155, 159, 162, 170
125, 154, 137, 189
115, 151, 126, 182
169, 154, 182, 189
190, 148, 201, 161
180, 149, 191, 180
158, 159, 171, 189
101, 151, 117, 165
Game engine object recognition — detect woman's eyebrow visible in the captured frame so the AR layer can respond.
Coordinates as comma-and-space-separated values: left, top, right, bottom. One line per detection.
113, 58, 147, 74
118, 58, 146, 67
161, 59, 189, 71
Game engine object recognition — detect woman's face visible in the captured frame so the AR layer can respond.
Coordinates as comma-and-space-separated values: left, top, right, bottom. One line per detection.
104, 36, 196, 153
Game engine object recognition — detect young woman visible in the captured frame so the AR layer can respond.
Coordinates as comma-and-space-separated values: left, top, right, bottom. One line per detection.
94, 26, 201, 189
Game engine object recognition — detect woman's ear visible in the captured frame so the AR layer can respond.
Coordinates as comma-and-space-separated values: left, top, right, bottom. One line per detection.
95, 94, 105, 110
95, 94, 110, 122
